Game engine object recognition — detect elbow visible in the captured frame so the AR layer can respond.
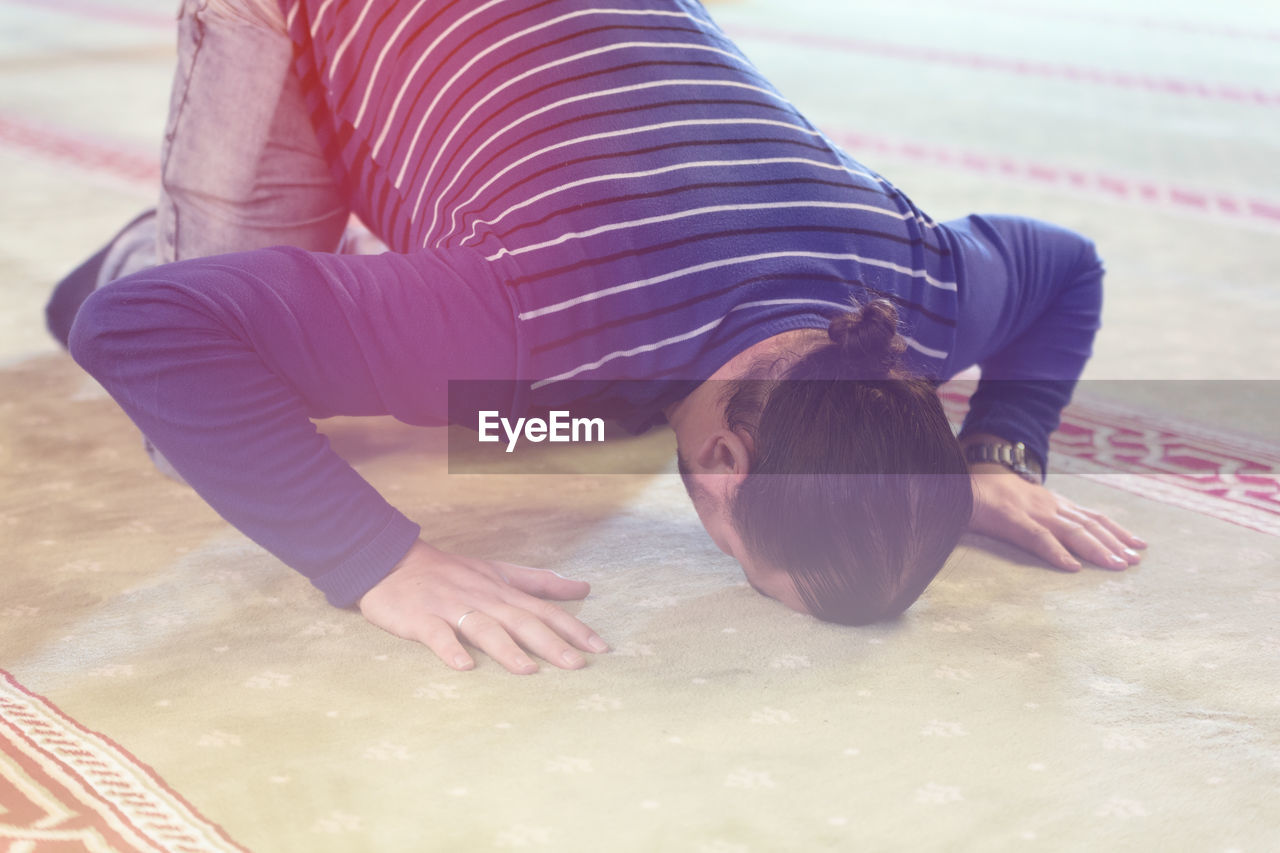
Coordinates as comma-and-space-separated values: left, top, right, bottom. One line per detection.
1076, 234, 1105, 292
68, 280, 175, 388
68, 285, 125, 381
1063, 234, 1105, 335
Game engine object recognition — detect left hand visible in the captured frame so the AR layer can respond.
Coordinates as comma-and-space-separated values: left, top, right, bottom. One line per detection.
359, 540, 608, 674
967, 462, 1147, 572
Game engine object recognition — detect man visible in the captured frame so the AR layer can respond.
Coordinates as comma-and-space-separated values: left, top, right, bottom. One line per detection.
53, 0, 1144, 675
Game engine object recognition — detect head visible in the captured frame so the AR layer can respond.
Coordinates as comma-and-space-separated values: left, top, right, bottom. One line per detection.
678, 299, 973, 624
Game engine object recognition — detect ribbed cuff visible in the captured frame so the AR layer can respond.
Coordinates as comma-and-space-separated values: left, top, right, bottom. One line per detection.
313, 513, 422, 608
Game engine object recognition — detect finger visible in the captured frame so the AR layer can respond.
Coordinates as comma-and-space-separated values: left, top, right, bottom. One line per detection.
1007, 514, 1082, 572
502, 589, 610, 654
407, 615, 475, 672
496, 562, 591, 601
489, 604, 592, 670
456, 612, 540, 675
1058, 508, 1140, 565
1047, 516, 1129, 571
1074, 507, 1147, 551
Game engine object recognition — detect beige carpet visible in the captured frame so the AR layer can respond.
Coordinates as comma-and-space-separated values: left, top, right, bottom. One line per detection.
3, 0, 1280, 850
4, 354, 1279, 851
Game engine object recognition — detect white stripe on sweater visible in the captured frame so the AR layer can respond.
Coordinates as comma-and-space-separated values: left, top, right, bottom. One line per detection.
309, 0, 336, 33
485, 200, 936, 262
418, 117, 828, 246
530, 317, 723, 389
407, 41, 762, 236
351, 0, 451, 128
374, 8, 696, 163
459, 157, 878, 245
517, 250, 956, 324
327, 0, 377, 83
531, 297, 949, 390
418, 76, 792, 239
731, 299, 949, 358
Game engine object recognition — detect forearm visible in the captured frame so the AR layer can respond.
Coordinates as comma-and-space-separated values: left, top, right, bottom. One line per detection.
69, 255, 418, 603
947, 215, 1105, 470
68, 246, 517, 605
957, 380, 1074, 471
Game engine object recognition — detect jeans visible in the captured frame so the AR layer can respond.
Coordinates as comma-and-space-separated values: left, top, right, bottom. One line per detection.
156, 0, 349, 265
89, 0, 359, 479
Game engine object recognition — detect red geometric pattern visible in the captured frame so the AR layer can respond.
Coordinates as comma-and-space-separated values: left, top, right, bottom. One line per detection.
0, 670, 247, 853
940, 388, 1280, 536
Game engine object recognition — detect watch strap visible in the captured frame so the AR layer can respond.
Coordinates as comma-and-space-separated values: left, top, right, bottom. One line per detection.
963, 440, 1044, 484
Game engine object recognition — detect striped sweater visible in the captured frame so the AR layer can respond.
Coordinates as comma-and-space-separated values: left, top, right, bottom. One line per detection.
283, 0, 962, 399
71, 0, 1103, 606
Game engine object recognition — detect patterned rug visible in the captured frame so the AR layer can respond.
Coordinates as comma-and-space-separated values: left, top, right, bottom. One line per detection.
940, 388, 1280, 536
0, 671, 244, 852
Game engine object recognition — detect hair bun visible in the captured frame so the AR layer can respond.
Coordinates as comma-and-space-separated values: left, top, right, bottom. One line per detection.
827, 298, 905, 378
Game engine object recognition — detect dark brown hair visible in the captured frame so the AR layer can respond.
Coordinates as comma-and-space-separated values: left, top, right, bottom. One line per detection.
726, 299, 972, 625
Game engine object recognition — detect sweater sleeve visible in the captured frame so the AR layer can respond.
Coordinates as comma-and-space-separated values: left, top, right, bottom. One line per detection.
941, 214, 1105, 471
69, 246, 519, 606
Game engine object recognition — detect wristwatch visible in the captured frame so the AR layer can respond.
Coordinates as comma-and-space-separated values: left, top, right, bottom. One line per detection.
963, 440, 1044, 484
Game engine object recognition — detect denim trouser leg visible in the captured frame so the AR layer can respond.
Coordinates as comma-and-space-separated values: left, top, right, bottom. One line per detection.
132, 0, 349, 481
157, 0, 349, 265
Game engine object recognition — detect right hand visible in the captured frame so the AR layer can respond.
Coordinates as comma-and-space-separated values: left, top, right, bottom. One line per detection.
968, 463, 1146, 572
359, 539, 609, 674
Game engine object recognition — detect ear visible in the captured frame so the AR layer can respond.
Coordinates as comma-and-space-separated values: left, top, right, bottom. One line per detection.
690, 427, 753, 484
